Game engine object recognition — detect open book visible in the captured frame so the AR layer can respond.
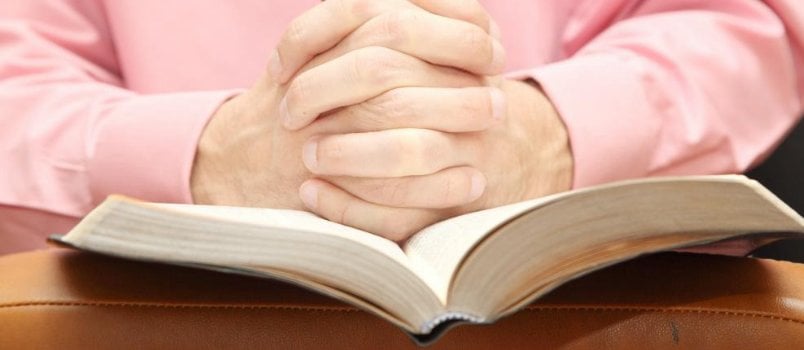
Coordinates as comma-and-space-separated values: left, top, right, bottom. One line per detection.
53, 175, 804, 344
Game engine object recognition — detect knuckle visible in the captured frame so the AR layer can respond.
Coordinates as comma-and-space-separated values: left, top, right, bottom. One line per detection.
335, 198, 354, 226
394, 130, 441, 175
392, 134, 422, 173
459, 26, 491, 56
377, 88, 407, 111
285, 78, 309, 110
284, 19, 308, 47
341, 0, 377, 18
368, 89, 410, 119
439, 177, 457, 205
353, 47, 406, 86
475, 89, 497, 126
381, 179, 409, 205
382, 88, 412, 110
439, 172, 468, 204
420, 133, 446, 172
445, 1, 490, 30
357, 180, 388, 202
458, 91, 488, 118
465, 6, 491, 30
348, 103, 386, 130
378, 10, 417, 45
318, 138, 347, 164
351, 99, 394, 130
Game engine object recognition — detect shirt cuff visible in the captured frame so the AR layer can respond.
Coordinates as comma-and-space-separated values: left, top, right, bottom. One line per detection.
509, 54, 661, 189
87, 90, 241, 205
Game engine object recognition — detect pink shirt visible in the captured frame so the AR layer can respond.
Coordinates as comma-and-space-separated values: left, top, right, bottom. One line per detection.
2, 0, 803, 254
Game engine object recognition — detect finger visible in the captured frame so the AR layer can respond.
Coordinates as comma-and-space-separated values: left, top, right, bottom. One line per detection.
271, 0, 491, 84
327, 166, 486, 209
313, 9, 505, 76
490, 18, 502, 41
316, 86, 506, 133
281, 46, 482, 130
269, 0, 413, 83
408, 0, 491, 33
299, 178, 444, 241
303, 128, 475, 177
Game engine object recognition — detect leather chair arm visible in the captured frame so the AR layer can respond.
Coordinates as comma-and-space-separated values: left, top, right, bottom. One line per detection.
1, 249, 803, 349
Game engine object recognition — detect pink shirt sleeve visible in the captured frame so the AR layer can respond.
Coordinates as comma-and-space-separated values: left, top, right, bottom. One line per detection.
512, 0, 804, 188
0, 1, 238, 218
3, 0, 803, 223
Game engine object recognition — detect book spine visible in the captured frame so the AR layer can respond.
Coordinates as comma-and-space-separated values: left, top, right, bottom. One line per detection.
407, 312, 485, 346
420, 312, 484, 334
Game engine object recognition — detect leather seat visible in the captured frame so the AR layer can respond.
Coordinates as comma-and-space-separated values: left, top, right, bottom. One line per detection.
1, 249, 802, 349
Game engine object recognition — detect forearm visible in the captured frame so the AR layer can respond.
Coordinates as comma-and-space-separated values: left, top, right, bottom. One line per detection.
514, 0, 803, 188
0, 1, 238, 217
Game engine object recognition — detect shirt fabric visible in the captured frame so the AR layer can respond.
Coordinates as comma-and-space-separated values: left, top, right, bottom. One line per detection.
1, 0, 803, 254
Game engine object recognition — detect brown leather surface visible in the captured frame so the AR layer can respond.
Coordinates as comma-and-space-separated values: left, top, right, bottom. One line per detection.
1, 249, 803, 349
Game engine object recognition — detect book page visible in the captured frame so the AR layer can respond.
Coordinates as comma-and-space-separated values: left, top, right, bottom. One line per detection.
155, 201, 557, 303
153, 203, 411, 266
446, 175, 804, 317
400, 175, 773, 299
64, 198, 446, 330
402, 195, 559, 298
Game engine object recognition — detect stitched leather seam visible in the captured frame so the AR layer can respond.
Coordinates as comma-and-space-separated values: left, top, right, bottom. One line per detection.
0, 301, 358, 312
2, 301, 803, 326
523, 305, 804, 325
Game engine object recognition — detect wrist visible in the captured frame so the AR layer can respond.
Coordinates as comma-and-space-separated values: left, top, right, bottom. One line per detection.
502, 79, 574, 196
190, 83, 291, 206
190, 96, 236, 205
190, 91, 264, 205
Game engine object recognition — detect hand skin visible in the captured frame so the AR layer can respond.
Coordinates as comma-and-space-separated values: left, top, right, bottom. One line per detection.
189, 58, 485, 209
268, 0, 499, 84
300, 79, 573, 241
191, 0, 499, 210
192, 0, 573, 241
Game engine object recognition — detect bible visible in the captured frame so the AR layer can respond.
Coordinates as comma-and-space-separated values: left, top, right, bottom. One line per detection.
52, 175, 804, 344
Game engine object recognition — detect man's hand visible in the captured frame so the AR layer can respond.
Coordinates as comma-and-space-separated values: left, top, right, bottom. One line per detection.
190, 0, 502, 210
269, 0, 500, 84
299, 79, 573, 241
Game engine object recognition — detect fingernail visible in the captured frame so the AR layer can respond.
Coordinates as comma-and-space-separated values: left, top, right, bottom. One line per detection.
303, 139, 318, 171
469, 172, 486, 201
490, 88, 506, 122
491, 40, 506, 71
280, 96, 292, 128
299, 181, 318, 210
268, 50, 283, 82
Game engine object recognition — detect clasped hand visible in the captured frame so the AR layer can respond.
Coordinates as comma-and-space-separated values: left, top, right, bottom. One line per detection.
191, 0, 572, 241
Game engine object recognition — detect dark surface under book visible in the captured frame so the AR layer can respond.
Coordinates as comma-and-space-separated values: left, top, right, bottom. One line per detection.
748, 117, 804, 262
